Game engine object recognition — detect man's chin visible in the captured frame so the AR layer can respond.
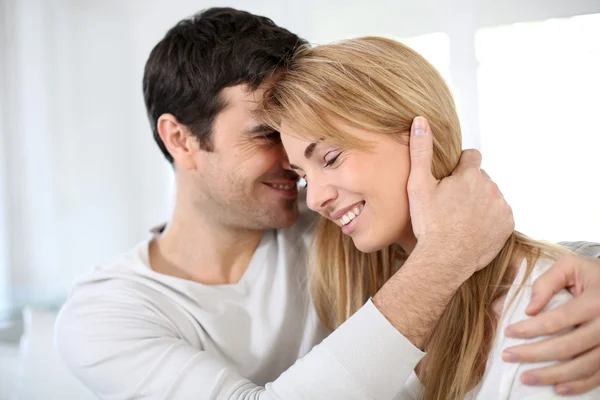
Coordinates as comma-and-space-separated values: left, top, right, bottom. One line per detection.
264, 203, 299, 229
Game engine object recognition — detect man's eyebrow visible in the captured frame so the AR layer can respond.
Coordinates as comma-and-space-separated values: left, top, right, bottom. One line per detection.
247, 124, 274, 134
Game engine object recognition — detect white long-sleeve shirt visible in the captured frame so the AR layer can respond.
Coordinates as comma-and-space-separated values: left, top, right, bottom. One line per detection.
55, 208, 425, 399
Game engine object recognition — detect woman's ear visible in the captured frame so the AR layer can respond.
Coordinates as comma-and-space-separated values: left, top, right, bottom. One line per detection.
157, 114, 198, 170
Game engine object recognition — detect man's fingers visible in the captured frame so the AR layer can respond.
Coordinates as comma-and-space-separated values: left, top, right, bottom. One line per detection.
524, 255, 578, 316
408, 116, 436, 188
555, 370, 600, 396
506, 294, 597, 339
503, 318, 600, 362
452, 149, 482, 175
517, 345, 600, 389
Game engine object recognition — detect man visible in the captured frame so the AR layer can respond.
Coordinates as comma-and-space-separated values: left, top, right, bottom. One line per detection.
55, 8, 600, 399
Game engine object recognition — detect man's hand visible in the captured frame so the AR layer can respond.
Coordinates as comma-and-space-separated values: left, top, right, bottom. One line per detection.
407, 116, 514, 276
503, 253, 600, 395
373, 116, 514, 348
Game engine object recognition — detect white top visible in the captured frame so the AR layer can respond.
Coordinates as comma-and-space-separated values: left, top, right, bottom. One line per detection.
55, 207, 425, 400
396, 258, 600, 400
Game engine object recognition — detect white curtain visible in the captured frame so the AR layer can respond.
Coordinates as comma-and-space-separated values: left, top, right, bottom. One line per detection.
0, 0, 12, 316
0, 0, 173, 316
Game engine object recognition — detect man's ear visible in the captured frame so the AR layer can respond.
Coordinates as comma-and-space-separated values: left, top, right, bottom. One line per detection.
157, 114, 198, 170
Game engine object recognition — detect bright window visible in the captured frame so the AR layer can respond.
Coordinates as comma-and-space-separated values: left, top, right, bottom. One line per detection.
477, 14, 600, 242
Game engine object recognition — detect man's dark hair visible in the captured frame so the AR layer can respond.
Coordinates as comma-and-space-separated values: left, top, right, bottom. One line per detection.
142, 7, 305, 163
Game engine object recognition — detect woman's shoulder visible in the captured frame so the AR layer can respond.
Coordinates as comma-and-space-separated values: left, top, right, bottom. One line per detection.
473, 258, 562, 398
510, 257, 572, 316
524, 256, 558, 281
474, 257, 583, 399
497, 257, 573, 347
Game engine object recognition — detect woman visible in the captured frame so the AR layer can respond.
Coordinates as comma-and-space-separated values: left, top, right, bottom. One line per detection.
259, 37, 599, 399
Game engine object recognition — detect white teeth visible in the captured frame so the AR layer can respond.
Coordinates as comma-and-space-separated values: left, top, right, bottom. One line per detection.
272, 184, 294, 190
339, 203, 364, 226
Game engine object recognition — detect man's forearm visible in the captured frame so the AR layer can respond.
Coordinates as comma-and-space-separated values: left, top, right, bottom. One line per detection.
373, 241, 469, 349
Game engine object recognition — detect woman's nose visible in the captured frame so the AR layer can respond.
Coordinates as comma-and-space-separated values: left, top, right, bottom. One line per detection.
306, 181, 337, 213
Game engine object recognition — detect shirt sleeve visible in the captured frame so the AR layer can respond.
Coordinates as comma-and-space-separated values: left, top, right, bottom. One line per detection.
559, 241, 600, 258
55, 287, 424, 400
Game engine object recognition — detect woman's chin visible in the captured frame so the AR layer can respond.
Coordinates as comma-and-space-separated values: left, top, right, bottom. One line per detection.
351, 231, 404, 254
351, 237, 386, 254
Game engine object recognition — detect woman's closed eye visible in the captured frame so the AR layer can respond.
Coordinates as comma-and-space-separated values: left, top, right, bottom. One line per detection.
298, 151, 343, 189
324, 151, 342, 167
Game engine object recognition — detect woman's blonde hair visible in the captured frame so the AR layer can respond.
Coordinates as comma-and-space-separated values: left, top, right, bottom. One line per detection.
260, 37, 564, 399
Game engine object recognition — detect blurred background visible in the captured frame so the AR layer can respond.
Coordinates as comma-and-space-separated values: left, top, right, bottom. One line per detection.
0, 1, 599, 391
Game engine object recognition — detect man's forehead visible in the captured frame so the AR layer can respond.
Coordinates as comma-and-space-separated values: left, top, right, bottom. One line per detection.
220, 84, 253, 106
216, 80, 281, 137
222, 80, 275, 105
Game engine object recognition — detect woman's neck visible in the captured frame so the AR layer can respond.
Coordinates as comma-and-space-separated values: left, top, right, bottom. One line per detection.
396, 224, 418, 254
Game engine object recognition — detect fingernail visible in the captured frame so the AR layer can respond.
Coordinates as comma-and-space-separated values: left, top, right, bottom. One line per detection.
525, 295, 537, 314
525, 306, 534, 315
522, 374, 538, 385
413, 116, 426, 136
505, 326, 516, 337
502, 350, 518, 362
556, 385, 572, 395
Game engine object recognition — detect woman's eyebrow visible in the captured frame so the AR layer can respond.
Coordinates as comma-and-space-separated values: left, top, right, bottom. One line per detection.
304, 142, 317, 158
289, 142, 319, 170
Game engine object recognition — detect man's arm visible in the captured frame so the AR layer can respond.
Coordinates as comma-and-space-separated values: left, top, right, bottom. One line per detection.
376, 117, 600, 396
560, 241, 600, 259
55, 289, 423, 400
374, 116, 514, 347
